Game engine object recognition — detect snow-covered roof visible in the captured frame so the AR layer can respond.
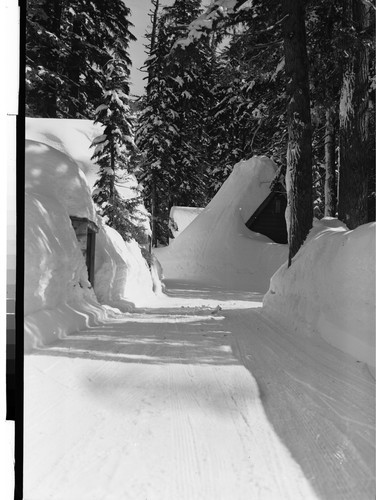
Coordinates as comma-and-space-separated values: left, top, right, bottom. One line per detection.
155, 156, 288, 292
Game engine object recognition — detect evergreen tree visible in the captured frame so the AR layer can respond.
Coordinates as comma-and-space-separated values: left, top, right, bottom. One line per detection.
91, 58, 147, 245
206, 0, 286, 197
26, 0, 136, 118
136, 0, 215, 246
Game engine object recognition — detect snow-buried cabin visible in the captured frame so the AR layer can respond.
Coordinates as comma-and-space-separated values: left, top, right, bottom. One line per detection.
245, 182, 287, 244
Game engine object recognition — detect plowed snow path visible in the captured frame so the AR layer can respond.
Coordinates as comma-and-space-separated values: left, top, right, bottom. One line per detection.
24, 283, 375, 500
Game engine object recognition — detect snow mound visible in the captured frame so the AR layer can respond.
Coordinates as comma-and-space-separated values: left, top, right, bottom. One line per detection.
169, 206, 204, 239
155, 156, 288, 291
264, 218, 376, 370
26, 139, 97, 221
25, 119, 160, 351
24, 191, 108, 351
95, 223, 156, 309
26, 117, 102, 189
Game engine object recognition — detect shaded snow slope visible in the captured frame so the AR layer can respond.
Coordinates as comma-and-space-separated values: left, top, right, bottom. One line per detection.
24, 191, 108, 352
264, 218, 376, 370
95, 224, 156, 309
169, 206, 203, 239
155, 157, 287, 291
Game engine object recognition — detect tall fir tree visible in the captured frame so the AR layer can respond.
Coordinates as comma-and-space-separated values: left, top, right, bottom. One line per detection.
26, 0, 136, 118
136, 0, 216, 246
91, 58, 147, 245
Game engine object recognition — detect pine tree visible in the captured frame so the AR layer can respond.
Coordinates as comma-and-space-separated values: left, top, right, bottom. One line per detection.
136, 0, 215, 246
206, 0, 286, 197
26, 0, 64, 117
26, 0, 136, 118
91, 58, 147, 245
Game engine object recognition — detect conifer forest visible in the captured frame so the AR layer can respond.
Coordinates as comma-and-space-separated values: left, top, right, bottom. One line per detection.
26, 0, 375, 259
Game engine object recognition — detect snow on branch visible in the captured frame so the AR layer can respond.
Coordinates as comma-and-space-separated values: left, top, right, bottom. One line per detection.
173, 0, 253, 48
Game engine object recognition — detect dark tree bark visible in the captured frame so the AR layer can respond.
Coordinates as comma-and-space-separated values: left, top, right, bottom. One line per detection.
282, 0, 313, 266
338, 0, 370, 229
151, 173, 158, 248
324, 107, 337, 217
148, 0, 160, 248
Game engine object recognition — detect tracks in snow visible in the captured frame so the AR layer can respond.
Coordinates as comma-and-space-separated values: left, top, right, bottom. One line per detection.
24, 286, 375, 500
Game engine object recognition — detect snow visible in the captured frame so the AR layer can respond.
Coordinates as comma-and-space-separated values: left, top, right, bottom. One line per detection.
264, 218, 376, 372
23, 120, 375, 499
23, 189, 110, 352
155, 156, 287, 291
25, 139, 97, 221
26, 117, 151, 237
94, 223, 156, 309
25, 118, 158, 352
26, 118, 103, 189
24, 282, 375, 499
169, 206, 203, 239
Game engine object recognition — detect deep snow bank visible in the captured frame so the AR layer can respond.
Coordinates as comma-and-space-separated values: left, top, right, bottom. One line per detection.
155, 156, 287, 291
24, 191, 108, 352
95, 224, 157, 308
25, 118, 159, 351
26, 117, 102, 189
25, 139, 97, 221
263, 219, 376, 369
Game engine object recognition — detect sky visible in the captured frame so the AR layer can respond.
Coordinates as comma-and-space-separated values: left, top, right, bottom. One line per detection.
126, 0, 175, 97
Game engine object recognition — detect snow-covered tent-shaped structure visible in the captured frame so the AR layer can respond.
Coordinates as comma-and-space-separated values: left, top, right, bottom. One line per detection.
245, 182, 287, 244
154, 156, 288, 292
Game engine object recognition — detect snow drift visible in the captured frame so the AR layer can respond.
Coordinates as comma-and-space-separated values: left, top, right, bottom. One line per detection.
95, 224, 157, 308
264, 218, 376, 370
25, 118, 159, 351
155, 156, 288, 291
24, 190, 107, 352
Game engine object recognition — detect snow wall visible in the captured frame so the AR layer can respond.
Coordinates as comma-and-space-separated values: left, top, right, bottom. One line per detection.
25, 119, 158, 352
154, 156, 288, 292
264, 219, 376, 370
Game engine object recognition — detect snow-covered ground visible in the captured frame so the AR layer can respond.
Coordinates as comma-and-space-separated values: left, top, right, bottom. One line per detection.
23, 120, 375, 499
24, 282, 375, 500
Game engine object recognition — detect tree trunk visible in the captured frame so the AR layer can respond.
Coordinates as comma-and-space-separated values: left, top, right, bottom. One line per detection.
151, 173, 158, 248
324, 107, 337, 217
282, 0, 313, 266
110, 140, 115, 206
338, 0, 370, 229
148, 0, 160, 249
